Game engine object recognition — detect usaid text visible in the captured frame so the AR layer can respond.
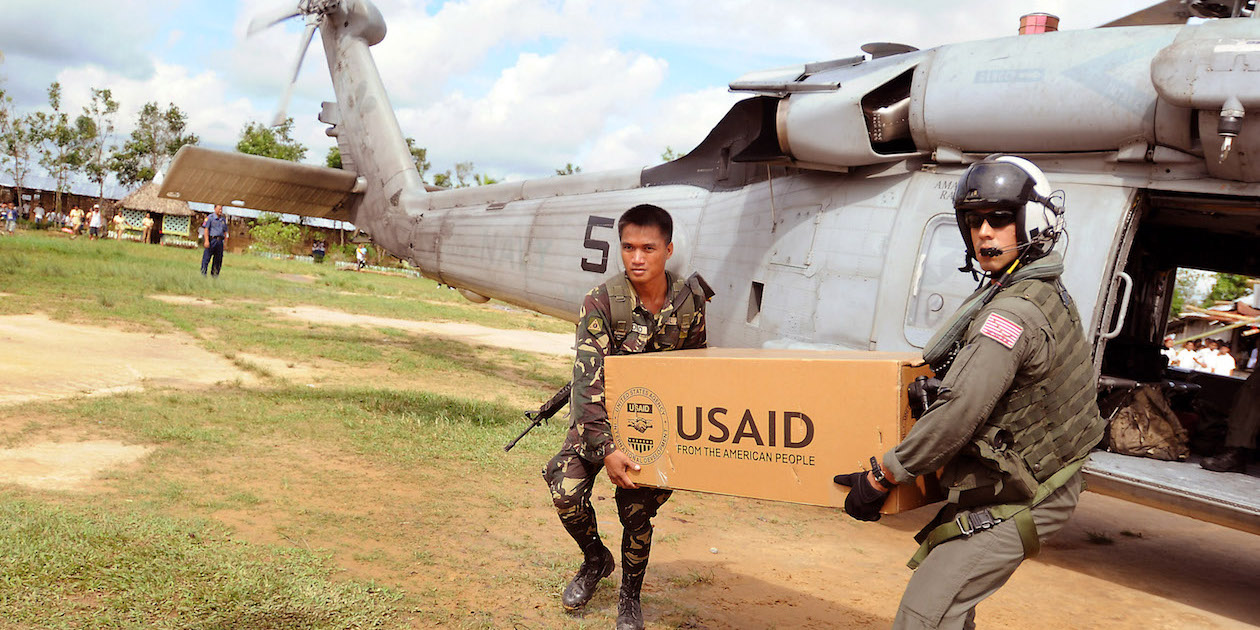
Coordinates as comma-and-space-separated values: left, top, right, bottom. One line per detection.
674, 406, 814, 448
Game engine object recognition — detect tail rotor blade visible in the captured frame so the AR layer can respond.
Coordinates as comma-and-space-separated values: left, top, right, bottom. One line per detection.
247, 3, 303, 37
272, 17, 319, 127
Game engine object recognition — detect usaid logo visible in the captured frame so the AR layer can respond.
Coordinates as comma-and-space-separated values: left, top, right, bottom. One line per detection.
612, 387, 669, 465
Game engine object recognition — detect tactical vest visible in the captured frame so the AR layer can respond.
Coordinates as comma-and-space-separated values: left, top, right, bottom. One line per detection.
605, 272, 712, 355
947, 278, 1104, 505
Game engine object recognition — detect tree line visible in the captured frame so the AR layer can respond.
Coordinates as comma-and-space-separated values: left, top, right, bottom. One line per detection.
0, 81, 520, 216
0, 81, 199, 213
1171, 269, 1257, 317
3, 79, 675, 215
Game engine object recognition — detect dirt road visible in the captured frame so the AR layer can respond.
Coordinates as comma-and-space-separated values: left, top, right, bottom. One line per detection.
0, 311, 1255, 629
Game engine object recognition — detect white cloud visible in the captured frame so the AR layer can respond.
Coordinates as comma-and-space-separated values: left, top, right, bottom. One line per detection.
342, 0, 1160, 179
582, 86, 741, 172
5, 0, 1177, 189
54, 60, 264, 152
0, 0, 156, 79
601, 0, 1158, 60
368, 0, 575, 104
222, 1, 332, 110
395, 43, 668, 176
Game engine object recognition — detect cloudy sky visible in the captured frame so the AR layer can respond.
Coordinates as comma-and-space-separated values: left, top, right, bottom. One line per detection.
2, 0, 1159, 184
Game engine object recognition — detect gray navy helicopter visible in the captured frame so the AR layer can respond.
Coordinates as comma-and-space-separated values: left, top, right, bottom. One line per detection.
160, 0, 1260, 534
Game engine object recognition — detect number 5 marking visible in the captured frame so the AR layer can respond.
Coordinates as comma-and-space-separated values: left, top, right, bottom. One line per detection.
581, 215, 615, 273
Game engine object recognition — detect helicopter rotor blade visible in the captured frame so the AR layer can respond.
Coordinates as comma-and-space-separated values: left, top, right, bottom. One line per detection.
1098, 0, 1192, 27
272, 16, 319, 127
247, 2, 303, 37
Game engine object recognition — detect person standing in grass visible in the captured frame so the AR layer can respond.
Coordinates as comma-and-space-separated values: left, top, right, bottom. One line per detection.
141, 214, 154, 243
69, 206, 84, 239
200, 204, 229, 277
312, 237, 326, 263
88, 205, 103, 240
112, 211, 126, 240
2, 203, 16, 235
356, 243, 368, 270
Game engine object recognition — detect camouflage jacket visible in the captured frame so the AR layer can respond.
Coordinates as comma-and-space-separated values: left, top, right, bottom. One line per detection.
570, 272, 707, 462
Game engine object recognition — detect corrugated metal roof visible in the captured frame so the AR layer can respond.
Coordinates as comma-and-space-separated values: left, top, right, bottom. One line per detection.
189, 204, 357, 231
0, 173, 129, 200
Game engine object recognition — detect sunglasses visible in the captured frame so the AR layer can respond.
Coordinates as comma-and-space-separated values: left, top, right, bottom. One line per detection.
962, 210, 1017, 229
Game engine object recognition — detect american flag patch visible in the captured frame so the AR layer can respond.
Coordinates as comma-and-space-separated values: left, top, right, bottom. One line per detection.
980, 313, 1023, 349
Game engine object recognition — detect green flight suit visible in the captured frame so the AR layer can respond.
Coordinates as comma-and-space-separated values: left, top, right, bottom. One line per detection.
883, 253, 1098, 629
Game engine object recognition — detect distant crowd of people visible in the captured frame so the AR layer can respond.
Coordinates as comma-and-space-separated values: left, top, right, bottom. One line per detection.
0, 201, 155, 242
1162, 335, 1253, 376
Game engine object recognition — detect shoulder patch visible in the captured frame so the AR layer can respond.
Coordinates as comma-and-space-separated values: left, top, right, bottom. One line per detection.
587, 318, 604, 335
980, 312, 1023, 349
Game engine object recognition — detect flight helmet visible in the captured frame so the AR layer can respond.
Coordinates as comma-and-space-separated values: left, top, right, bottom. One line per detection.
952, 155, 1063, 265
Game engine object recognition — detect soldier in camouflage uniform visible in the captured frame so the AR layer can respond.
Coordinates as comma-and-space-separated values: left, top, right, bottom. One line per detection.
543, 204, 710, 630
835, 156, 1104, 629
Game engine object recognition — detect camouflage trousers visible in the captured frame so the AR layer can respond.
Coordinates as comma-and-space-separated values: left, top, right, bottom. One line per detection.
543, 426, 672, 592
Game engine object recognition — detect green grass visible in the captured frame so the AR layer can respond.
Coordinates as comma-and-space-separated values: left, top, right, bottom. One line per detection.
0, 390, 572, 628
0, 230, 604, 628
40, 384, 553, 469
0, 493, 399, 629
0, 231, 570, 334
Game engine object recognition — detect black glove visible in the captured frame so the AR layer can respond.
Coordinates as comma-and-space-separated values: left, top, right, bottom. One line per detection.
907, 376, 943, 419
833, 471, 889, 522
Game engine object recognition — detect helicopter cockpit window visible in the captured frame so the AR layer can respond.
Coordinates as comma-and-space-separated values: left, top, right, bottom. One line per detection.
904, 214, 978, 348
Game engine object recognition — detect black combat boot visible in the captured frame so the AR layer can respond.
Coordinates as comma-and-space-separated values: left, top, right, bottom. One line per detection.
561, 545, 614, 611
615, 577, 645, 630
1202, 447, 1249, 473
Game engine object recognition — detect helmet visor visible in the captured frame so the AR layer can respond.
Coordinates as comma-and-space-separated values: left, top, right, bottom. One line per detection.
952, 162, 1037, 211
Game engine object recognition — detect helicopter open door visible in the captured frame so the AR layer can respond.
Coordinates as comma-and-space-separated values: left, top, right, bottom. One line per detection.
887, 175, 1260, 533
1089, 188, 1260, 535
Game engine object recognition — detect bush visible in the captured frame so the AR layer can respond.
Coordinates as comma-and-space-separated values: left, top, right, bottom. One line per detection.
248, 213, 303, 254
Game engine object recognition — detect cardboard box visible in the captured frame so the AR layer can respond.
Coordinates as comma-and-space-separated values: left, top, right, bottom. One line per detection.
605, 348, 941, 513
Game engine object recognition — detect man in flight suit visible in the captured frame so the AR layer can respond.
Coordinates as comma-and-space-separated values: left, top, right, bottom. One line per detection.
1201, 367, 1259, 473
835, 156, 1105, 629
543, 204, 711, 630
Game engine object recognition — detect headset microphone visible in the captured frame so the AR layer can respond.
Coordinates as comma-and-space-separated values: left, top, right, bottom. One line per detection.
978, 243, 1024, 257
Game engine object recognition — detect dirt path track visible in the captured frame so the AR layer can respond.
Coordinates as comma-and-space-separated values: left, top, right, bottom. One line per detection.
0, 310, 1255, 629
0, 312, 257, 405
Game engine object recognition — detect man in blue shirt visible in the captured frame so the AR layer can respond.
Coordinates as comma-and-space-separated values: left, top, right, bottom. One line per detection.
200, 204, 229, 277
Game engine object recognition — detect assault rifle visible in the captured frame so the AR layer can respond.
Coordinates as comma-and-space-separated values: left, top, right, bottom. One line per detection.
503, 382, 572, 452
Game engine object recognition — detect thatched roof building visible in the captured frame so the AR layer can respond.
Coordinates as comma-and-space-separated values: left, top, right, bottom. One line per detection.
116, 182, 195, 245
118, 182, 192, 216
